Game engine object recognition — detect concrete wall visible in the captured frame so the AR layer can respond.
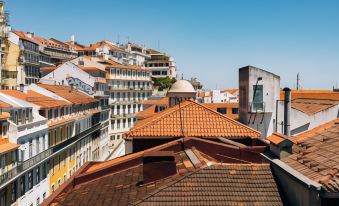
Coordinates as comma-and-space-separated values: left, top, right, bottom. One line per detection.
270, 161, 321, 206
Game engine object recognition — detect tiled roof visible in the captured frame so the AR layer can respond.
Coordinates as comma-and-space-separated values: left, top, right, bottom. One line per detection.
280, 90, 339, 101
127, 100, 260, 139
225, 89, 238, 95
282, 119, 339, 192
133, 164, 283, 206
291, 98, 339, 115
0, 101, 12, 108
0, 90, 71, 108
0, 138, 19, 155
137, 97, 169, 119
33, 36, 71, 51
42, 137, 279, 206
64, 41, 85, 50
267, 133, 290, 145
142, 97, 169, 106
77, 41, 126, 53
13, 31, 40, 45
37, 84, 98, 105
0, 112, 10, 120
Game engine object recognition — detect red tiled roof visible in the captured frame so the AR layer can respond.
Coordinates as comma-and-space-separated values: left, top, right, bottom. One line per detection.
127, 100, 260, 139
267, 133, 290, 145
13, 31, 40, 45
37, 84, 98, 105
42, 137, 279, 206
291, 98, 339, 115
0, 101, 12, 109
77, 41, 126, 53
0, 112, 10, 120
0, 138, 19, 155
280, 90, 339, 101
0, 90, 71, 108
282, 119, 339, 192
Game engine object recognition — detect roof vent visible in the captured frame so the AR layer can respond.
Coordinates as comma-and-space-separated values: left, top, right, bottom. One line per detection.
142, 151, 176, 184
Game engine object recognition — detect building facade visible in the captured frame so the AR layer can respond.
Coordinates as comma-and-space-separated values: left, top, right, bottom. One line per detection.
145, 49, 176, 78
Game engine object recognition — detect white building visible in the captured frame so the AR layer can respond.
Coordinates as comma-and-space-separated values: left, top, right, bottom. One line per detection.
145, 49, 176, 79
197, 89, 239, 103
238, 65, 339, 139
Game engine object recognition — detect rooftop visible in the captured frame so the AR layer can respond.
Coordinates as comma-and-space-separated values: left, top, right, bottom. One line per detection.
36, 84, 98, 105
127, 100, 260, 140
76, 40, 126, 53
282, 119, 339, 192
291, 98, 339, 115
0, 90, 71, 108
42, 137, 282, 206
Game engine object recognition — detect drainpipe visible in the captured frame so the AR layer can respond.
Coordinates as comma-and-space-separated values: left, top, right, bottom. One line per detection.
283, 87, 291, 136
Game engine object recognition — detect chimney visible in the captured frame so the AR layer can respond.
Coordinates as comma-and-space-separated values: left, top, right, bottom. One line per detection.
19, 83, 27, 93
143, 151, 176, 184
26, 32, 34, 38
283, 87, 291, 136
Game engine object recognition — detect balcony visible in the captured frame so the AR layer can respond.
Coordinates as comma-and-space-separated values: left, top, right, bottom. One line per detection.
0, 122, 102, 189
248, 102, 265, 113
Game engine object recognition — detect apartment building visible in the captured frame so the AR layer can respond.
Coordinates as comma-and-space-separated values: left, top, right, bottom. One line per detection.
0, 0, 10, 85
197, 89, 239, 103
145, 49, 176, 78
124, 43, 150, 66
0, 83, 110, 206
106, 61, 153, 157
33, 36, 77, 66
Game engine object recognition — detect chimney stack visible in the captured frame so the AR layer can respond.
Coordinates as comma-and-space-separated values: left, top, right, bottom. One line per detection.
143, 151, 176, 184
19, 83, 27, 93
283, 87, 291, 136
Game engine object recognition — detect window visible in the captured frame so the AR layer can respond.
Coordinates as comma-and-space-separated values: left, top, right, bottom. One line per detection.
252, 85, 264, 112
64, 174, 67, 182
51, 159, 54, 175
42, 162, 47, 179
28, 170, 33, 190
11, 182, 16, 203
59, 128, 63, 142
58, 179, 61, 187
36, 197, 40, 206
232, 108, 239, 114
54, 129, 57, 145
51, 184, 55, 192
43, 192, 46, 200
1, 154, 6, 169
42, 136, 45, 151
36, 136, 40, 154
29, 140, 33, 158
20, 176, 25, 195
36, 167, 40, 183
217, 108, 227, 114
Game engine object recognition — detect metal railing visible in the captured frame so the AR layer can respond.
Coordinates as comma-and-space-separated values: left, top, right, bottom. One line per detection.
248, 102, 265, 113
0, 122, 101, 189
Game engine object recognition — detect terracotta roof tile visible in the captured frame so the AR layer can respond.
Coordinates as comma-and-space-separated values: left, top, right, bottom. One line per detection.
133, 164, 283, 206
0, 101, 12, 109
127, 100, 260, 139
0, 90, 71, 108
267, 133, 290, 145
36, 84, 98, 105
280, 90, 339, 101
291, 98, 339, 115
282, 119, 339, 192
76, 41, 126, 53
0, 138, 19, 155
13, 31, 40, 45
43, 137, 278, 206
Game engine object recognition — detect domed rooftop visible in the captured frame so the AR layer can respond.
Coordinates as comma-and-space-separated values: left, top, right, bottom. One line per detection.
168, 80, 195, 93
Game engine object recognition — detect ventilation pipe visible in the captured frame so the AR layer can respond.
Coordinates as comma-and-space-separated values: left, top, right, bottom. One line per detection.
283, 87, 291, 136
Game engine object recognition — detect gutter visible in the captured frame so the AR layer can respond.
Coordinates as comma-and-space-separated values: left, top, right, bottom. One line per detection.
262, 153, 322, 190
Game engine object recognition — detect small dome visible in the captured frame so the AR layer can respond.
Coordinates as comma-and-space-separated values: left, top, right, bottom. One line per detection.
168, 80, 195, 93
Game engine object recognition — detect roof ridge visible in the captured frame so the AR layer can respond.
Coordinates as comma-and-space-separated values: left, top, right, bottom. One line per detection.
195, 101, 261, 136
127, 101, 194, 137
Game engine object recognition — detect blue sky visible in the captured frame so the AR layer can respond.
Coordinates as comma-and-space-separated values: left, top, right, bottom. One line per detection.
6, 0, 339, 90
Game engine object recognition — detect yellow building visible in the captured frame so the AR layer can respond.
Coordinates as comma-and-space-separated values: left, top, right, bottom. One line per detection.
1, 41, 21, 89
47, 119, 77, 193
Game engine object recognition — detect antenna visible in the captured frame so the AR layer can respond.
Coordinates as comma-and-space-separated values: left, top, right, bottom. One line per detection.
296, 73, 300, 90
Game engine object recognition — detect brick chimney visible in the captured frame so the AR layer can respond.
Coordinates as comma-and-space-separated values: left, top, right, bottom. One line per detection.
143, 151, 176, 184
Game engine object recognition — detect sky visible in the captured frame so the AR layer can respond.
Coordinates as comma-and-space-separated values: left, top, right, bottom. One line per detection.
6, 0, 339, 90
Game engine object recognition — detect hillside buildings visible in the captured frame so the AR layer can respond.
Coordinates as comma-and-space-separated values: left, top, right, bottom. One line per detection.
197, 89, 239, 103
145, 49, 176, 78
0, 83, 110, 206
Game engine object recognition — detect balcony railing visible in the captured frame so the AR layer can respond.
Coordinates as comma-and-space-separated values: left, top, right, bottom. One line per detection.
248, 102, 265, 113
0, 122, 101, 189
